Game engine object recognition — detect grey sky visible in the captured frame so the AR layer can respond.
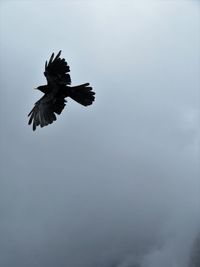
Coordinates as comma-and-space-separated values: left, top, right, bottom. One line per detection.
0, 1, 199, 267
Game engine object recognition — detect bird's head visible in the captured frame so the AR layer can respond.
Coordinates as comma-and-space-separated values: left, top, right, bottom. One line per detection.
35, 85, 48, 94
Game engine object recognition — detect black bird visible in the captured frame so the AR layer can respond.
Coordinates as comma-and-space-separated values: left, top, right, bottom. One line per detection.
28, 51, 95, 131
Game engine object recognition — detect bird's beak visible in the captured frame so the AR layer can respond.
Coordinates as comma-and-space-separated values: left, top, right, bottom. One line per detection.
34, 88, 37, 90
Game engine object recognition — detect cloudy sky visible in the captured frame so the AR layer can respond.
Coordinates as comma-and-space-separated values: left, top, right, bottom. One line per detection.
0, 1, 199, 267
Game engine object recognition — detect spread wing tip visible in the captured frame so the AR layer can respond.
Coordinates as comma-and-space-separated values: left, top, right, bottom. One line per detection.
54, 50, 62, 61
49, 52, 54, 64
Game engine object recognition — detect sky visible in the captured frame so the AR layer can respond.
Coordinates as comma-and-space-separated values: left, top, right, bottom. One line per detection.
0, 1, 199, 267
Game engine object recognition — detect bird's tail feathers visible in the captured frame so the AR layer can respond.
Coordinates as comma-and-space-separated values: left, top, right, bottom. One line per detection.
69, 83, 95, 106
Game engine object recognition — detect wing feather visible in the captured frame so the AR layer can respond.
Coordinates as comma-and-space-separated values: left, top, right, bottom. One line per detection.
28, 95, 66, 131
54, 50, 61, 61
44, 50, 71, 85
49, 52, 54, 65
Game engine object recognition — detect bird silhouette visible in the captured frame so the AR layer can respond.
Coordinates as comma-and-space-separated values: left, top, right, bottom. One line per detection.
28, 51, 95, 131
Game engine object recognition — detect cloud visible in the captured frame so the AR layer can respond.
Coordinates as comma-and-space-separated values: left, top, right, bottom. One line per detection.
0, 1, 199, 267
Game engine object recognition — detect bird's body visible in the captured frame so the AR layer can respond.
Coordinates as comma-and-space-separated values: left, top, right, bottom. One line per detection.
28, 51, 95, 131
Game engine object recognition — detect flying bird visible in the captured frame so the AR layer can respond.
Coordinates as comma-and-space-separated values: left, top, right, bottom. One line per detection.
28, 51, 95, 131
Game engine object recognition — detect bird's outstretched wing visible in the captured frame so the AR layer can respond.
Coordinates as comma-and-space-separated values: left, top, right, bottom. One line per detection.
44, 50, 71, 85
28, 94, 66, 131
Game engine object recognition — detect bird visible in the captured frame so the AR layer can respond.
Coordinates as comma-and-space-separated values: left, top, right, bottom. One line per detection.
28, 50, 95, 131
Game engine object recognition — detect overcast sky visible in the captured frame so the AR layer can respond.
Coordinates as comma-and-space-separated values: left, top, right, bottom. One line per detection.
0, 1, 199, 267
